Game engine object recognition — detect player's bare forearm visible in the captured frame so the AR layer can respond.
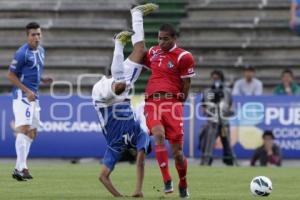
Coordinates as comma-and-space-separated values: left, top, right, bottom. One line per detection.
99, 166, 123, 197
132, 151, 145, 197
7, 71, 36, 101
7, 71, 31, 94
181, 78, 191, 102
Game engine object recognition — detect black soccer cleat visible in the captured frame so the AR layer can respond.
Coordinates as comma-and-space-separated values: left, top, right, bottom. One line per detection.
22, 168, 33, 179
12, 169, 26, 181
164, 180, 174, 194
179, 186, 190, 198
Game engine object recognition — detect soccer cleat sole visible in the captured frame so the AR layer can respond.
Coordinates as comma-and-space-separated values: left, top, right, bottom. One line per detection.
131, 3, 159, 16
12, 174, 27, 181
164, 189, 174, 194
114, 31, 134, 45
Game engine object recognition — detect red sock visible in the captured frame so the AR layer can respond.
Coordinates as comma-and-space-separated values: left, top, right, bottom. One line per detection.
175, 158, 188, 188
155, 144, 171, 183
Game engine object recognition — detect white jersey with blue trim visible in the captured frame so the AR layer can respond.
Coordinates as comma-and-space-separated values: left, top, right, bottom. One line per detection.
9, 43, 45, 99
92, 58, 143, 108
92, 76, 124, 108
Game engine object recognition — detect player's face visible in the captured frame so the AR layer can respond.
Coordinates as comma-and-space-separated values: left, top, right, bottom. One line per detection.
27, 28, 42, 49
158, 31, 176, 51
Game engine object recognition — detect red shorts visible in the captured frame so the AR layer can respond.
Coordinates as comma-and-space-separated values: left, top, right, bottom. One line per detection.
144, 98, 184, 144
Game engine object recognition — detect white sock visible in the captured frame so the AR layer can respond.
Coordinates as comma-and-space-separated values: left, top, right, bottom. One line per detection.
15, 133, 27, 171
111, 40, 125, 82
24, 134, 33, 169
131, 10, 144, 45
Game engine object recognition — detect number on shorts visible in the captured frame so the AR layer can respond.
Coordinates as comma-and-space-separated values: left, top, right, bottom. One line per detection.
26, 107, 31, 117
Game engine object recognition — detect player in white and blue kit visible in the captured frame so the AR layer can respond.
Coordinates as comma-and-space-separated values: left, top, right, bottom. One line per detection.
92, 4, 158, 197
7, 22, 53, 181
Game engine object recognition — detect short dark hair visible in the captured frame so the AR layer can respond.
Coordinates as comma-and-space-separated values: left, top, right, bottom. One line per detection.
243, 65, 255, 71
281, 69, 293, 77
159, 23, 178, 37
26, 22, 40, 34
211, 70, 225, 82
262, 130, 274, 139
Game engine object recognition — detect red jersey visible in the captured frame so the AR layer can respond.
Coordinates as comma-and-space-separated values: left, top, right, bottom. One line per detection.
143, 44, 195, 97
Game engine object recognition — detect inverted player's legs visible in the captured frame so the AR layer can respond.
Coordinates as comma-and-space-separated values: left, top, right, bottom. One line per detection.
128, 6, 145, 64
111, 36, 125, 82
128, 3, 158, 64
128, 41, 145, 64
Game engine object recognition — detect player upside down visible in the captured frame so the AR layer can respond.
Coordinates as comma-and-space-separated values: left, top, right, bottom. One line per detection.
91, 3, 158, 197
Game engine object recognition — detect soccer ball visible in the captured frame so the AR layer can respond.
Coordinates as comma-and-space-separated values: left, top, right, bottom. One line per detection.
250, 176, 273, 196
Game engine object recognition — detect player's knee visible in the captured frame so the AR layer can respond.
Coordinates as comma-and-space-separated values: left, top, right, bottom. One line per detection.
130, 43, 146, 62
154, 134, 164, 145
151, 125, 165, 142
17, 125, 31, 134
133, 42, 145, 54
173, 150, 184, 162
27, 129, 37, 139
99, 174, 107, 183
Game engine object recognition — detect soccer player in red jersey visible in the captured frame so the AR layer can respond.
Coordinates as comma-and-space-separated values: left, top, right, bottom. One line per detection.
143, 24, 195, 198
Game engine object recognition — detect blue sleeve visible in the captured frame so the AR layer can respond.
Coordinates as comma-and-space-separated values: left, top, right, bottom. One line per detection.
102, 148, 122, 171
9, 50, 25, 73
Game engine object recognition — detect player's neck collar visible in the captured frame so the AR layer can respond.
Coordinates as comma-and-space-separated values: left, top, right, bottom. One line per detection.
27, 43, 40, 52
169, 44, 177, 52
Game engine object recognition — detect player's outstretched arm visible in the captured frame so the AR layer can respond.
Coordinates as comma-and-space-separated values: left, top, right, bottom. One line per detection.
99, 165, 123, 197
132, 150, 146, 198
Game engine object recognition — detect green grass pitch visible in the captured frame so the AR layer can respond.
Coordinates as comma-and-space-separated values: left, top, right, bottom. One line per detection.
0, 160, 299, 200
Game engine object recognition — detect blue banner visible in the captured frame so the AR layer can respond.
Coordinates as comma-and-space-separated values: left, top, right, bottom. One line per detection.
193, 95, 300, 159
0, 95, 191, 158
0, 95, 106, 158
1, 95, 300, 159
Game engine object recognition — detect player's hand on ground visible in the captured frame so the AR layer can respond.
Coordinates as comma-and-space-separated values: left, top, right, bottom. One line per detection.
25, 90, 36, 102
132, 191, 143, 198
114, 194, 124, 198
42, 76, 53, 85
